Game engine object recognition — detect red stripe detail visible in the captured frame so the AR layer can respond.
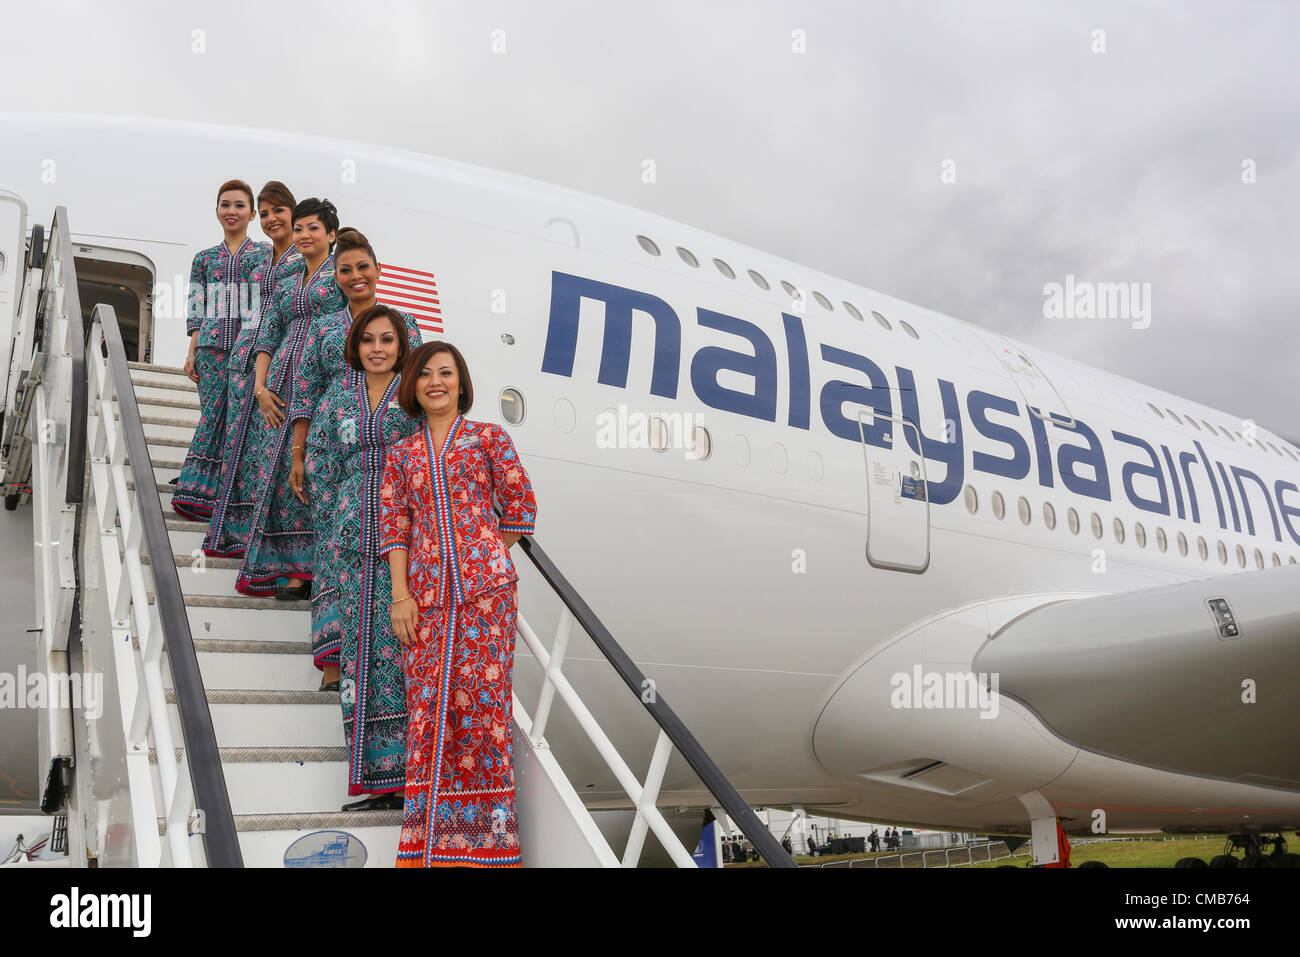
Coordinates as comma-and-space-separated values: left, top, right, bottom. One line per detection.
382, 264, 437, 279
376, 288, 442, 308
377, 278, 441, 300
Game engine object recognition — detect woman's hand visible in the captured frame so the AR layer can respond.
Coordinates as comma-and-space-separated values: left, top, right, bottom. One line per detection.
184, 353, 198, 384
258, 387, 284, 428
391, 596, 420, 646
289, 455, 309, 504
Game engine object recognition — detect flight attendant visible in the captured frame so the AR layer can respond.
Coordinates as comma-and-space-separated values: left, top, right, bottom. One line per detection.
235, 198, 345, 597
380, 341, 537, 867
204, 181, 302, 556
317, 306, 420, 808
173, 180, 269, 520
287, 229, 423, 689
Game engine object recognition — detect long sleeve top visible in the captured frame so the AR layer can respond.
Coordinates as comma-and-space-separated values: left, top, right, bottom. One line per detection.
186, 238, 270, 351
379, 416, 538, 610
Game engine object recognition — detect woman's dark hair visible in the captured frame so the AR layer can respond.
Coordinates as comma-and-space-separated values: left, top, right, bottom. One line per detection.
257, 180, 295, 210
334, 227, 377, 264
399, 341, 473, 418
345, 305, 410, 373
216, 178, 255, 208
292, 197, 340, 249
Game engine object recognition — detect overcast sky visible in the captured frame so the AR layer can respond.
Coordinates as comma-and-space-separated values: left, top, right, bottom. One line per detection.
3, 0, 1297, 434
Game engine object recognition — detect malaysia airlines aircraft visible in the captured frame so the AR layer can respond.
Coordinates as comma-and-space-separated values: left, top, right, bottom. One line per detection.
2, 113, 1297, 860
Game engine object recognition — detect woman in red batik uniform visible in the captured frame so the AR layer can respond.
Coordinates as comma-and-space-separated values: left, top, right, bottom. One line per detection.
380, 341, 537, 868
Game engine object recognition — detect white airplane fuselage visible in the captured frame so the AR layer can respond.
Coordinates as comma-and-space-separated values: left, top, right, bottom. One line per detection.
2, 113, 1298, 838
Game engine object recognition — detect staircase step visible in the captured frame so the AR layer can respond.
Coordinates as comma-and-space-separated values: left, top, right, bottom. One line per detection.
121, 394, 201, 413
157, 592, 311, 613
151, 759, 352, 816
162, 646, 319, 691
141, 552, 242, 570
129, 361, 189, 378
166, 698, 342, 748
132, 376, 198, 395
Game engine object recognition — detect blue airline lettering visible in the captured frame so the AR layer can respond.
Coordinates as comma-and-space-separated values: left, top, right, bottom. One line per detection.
541, 271, 1295, 545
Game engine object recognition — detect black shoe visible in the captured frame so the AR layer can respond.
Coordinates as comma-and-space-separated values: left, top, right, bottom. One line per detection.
342, 793, 403, 812
168, 476, 179, 485
319, 679, 340, 693
275, 580, 311, 601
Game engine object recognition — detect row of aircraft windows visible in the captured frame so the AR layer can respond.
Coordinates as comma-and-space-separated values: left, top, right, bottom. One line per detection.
963, 484, 1297, 569
635, 234, 922, 340
636, 236, 1300, 466
1141, 401, 1298, 461
636, 236, 1300, 469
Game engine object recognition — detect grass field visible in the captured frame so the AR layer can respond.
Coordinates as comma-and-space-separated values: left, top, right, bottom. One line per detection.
726, 834, 1284, 868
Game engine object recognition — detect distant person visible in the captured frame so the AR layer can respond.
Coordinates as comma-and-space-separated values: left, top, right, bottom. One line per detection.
869, 828, 880, 852
807, 835, 818, 857
782, 836, 793, 856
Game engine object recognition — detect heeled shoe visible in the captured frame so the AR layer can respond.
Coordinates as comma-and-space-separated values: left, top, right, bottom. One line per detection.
275, 580, 311, 601
341, 793, 404, 812
319, 679, 340, 693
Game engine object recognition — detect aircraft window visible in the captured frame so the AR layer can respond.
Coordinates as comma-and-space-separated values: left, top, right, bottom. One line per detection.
1113, 518, 1125, 544
649, 416, 669, 452
1197, 536, 1208, 560
499, 388, 526, 425
691, 424, 712, 460
772, 442, 789, 474
963, 485, 978, 514
992, 490, 1005, 520
1272, 552, 1281, 566
747, 269, 770, 290
1135, 522, 1147, 548
1254, 548, 1264, 569
843, 301, 865, 322
900, 320, 920, 340
1216, 540, 1228, 564
1199, 419, 1214, 434
1067, 507, 1080, 534
1234, 544, 1246, 568
1185, 416, 1201, 432
871, 310, 892, 331
1286, 448, 1298, 462
1291, 556, 1297, 564
636, 235, 661, 256
1090, 513, 1103, 539
780, 280, 798, 297
1147, 403, 1164, 419
1216, 426, 1234, 441
1163, 409, 1181, 424
1155, 527, 1167, 552
676, 247, 700, 268
813, 291, 833, 311
1177, 532, 1188, 556
713, 258, 735, 280
1017, 496, 1031, 525
1043, 501, 1056, 530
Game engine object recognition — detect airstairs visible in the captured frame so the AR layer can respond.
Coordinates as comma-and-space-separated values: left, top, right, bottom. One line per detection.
2, 207, 794, 868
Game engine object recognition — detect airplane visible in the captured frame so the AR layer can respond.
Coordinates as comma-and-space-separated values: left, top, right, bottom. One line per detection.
1, 112, 1297, 867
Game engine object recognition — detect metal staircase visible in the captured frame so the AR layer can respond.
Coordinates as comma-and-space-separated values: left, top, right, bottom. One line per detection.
5, 207, 794, 869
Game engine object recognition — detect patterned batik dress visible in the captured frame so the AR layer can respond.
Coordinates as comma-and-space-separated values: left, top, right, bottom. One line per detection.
379, 416, 538, 867
173, 238, 269, 521
203, 245, 303, 556
289, 307, 423, 668
234, 256, 346, 595
322, 372, 421, 793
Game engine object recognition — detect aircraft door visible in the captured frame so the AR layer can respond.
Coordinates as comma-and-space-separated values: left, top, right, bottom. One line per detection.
858, 405, 930, 573
0, 189, 27, 357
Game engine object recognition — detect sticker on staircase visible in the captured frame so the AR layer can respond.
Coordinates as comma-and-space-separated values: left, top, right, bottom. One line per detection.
283, 830, 368, 868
